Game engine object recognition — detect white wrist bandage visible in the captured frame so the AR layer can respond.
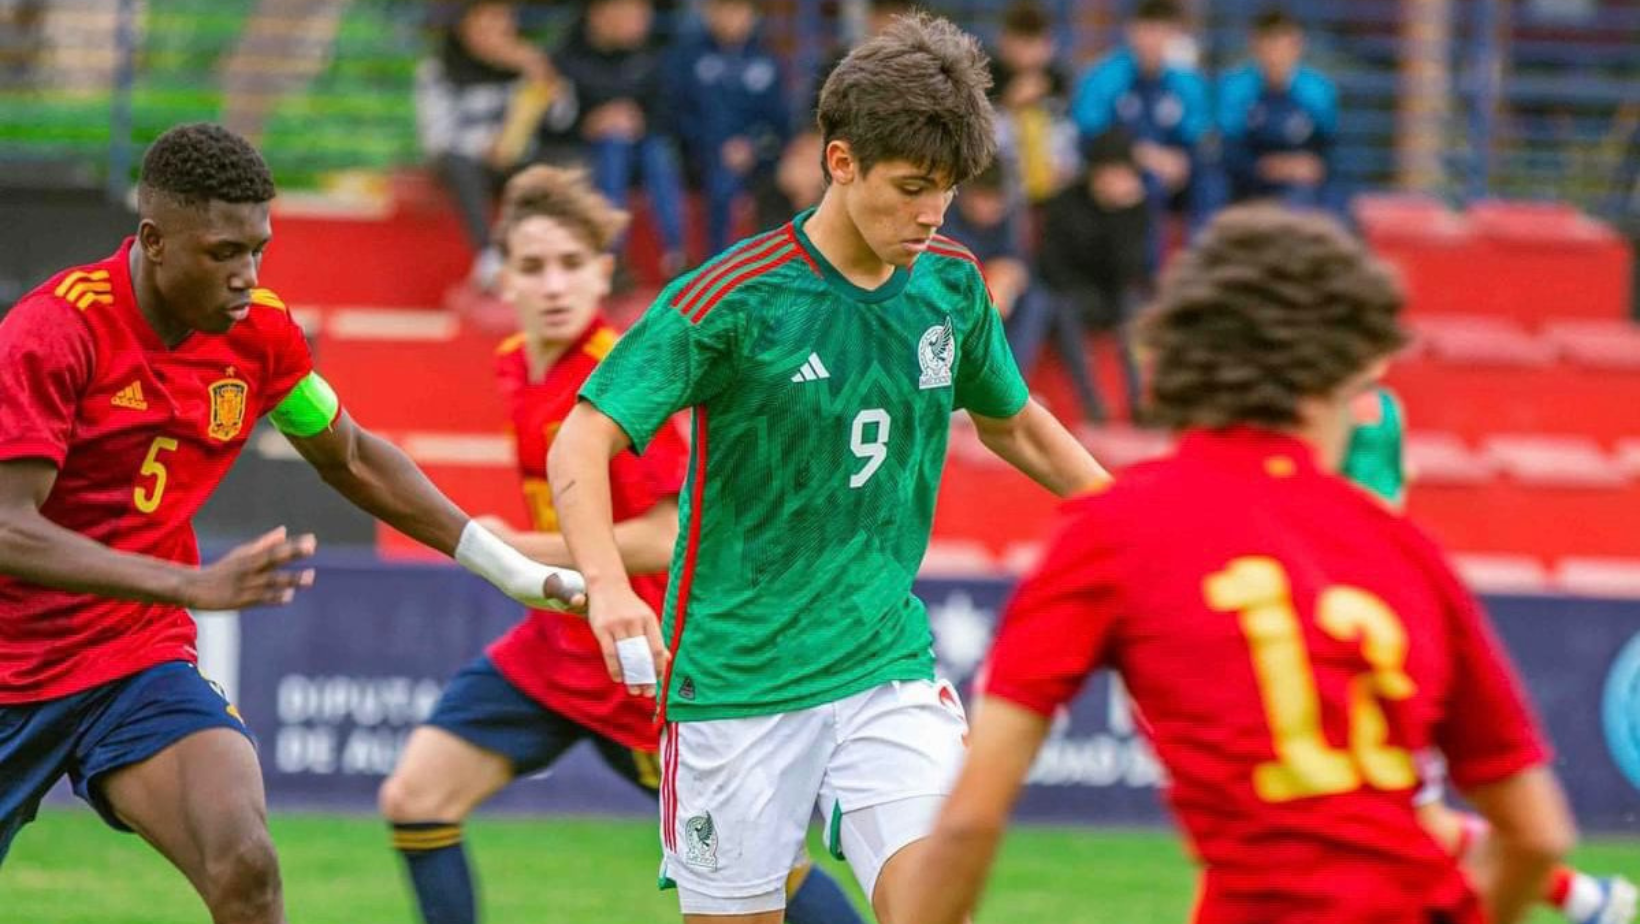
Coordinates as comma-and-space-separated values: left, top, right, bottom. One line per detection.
454, 521, 586, 611
616, 636, 658, 686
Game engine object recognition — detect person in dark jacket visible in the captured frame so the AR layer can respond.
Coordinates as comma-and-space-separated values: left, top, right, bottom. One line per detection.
545, 0, 687, 275
1217, 7, 1341, 214
668, 0, 791, 256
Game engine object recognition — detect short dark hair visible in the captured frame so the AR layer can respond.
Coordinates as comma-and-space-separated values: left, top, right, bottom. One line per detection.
1000, 0, 1052, 37
1133, 205, 1408, 430
1252, 6, 1301, 35
870, 0, 917, 14
1132, 0, 1183, 23
817, 12, 996, 185
137, 122, 275, 211
494, 164, 629, 256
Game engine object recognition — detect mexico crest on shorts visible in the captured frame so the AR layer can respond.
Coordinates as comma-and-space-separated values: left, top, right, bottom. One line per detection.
918, 315, 955, 390
207, 376, 249, 441
683, 812, 718, 870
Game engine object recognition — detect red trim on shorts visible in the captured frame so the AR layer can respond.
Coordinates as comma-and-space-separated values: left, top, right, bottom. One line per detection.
662, 722, 680, 851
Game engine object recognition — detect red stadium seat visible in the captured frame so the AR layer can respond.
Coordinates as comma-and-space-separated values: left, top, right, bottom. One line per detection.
1412, 314, 1558, 367
1484, 435, 1629, 488
1555, 557, 1640, 599
1003, 542, 1045, 575
1618, 440, 1640, 480
1450, 552, 1553, 595
1077, 425, 1175, 470
1543, 320, 1640, 372
1405, 431, 1497, 485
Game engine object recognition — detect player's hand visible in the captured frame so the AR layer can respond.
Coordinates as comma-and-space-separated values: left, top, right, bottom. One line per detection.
187, 526, 317, 610
588, 582, 669, 697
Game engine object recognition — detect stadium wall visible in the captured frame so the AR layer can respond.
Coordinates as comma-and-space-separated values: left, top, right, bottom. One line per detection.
118, 557, 1638, 832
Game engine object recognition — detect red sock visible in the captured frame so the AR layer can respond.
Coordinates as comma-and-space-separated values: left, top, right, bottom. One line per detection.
1546, 865, 1576, 908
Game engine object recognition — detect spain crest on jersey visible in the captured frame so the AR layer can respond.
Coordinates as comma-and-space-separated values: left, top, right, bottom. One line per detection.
207, 377, 249, 441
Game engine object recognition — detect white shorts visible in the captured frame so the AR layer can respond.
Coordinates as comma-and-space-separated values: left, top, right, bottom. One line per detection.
659, 678, 968, 915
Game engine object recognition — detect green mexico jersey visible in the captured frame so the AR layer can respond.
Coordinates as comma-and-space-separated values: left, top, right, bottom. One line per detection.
582, 209, 1029, 721
1342, 386, 1406, 507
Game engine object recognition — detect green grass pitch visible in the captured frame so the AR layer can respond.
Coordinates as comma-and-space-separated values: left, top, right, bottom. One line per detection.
6, 808, 1636, 922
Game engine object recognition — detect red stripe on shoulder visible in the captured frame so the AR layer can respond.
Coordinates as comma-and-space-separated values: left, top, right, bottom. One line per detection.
785, 223, 821, 277
672, 227, 788, 311
690, 247, 797, 323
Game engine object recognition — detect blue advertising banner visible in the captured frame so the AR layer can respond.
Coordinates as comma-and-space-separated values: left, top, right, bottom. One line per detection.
202, 559, 1640, 831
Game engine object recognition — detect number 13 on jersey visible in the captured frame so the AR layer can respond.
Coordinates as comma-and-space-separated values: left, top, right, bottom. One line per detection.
1205, 556, 1418, 803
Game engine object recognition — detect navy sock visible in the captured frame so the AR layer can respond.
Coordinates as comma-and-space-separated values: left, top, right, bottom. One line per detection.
785, 864, 866, 924
391, 822, 476, 924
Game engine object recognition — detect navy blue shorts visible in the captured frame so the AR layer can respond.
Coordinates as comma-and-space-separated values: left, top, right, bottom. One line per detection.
0, 660, 251, 865
426, 657, 660, 796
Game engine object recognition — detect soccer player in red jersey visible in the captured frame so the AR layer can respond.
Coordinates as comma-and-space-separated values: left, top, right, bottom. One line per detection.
377, 165, 863, 924
905, 205, 1577, 924
0, 124, 583, 923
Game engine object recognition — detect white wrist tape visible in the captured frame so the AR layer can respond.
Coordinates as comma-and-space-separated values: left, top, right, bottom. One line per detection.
616, 636, 658, 686
454, 521, 586, 611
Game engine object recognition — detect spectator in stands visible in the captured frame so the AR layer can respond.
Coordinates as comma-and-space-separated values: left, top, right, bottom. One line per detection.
1217, 7, 1341, 214
1069, 0, 1210, 269
415, 1, 567, 289
939, 161, 1029, 318
545, 0, 687, 276
668, 0, 791, 257
1022, 128, 1152, 423
756, 0, 915, 231
987, 0, 1077, 205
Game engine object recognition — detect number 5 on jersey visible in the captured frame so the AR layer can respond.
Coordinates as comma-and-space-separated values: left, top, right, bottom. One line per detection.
850, 409, 890, 488
134, 436, 178, 514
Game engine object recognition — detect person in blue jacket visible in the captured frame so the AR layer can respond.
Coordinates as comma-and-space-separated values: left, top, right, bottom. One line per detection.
1069, 0, 1210, 268
1217, 7, 1341, 214
668, 0, 791, 257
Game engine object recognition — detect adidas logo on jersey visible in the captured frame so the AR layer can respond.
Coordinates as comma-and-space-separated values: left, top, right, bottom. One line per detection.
111, 381, 148, 411
790, 353, 830, 383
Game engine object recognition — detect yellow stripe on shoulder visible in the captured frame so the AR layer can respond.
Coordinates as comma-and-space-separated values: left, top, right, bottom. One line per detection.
583, 327, 619, 361
496, 332, 527, 356
249, 288, 287, 311
52, 269, 114, 312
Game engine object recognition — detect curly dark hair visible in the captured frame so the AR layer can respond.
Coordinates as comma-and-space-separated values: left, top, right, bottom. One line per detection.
817, 12, 996, 185
1133, 205, 1408, 430
494, 164, 629, 256
137, 122, 275, 211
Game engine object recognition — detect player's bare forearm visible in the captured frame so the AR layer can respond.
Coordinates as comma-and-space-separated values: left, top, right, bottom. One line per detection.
971, 400, 1111, 497
547, 402, 634, 591
495, 498, 678, 575
907, 696, 1053, 924
287, 412, 467, 556
1463, 766, 1576, 924
0, 487, 190, 603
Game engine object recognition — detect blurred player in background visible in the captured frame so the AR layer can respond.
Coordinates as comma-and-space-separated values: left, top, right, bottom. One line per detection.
906, 205, 1576, 924
0, 123, 582, 924
1345, 386, 1638, 924
550, 14, 1108, 923
377, 165, 862, 924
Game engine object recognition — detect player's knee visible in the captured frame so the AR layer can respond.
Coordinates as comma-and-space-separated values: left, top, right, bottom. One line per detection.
202, 831, 282, 922
378, 769, 458, 823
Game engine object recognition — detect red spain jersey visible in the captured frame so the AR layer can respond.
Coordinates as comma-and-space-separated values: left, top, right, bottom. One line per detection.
485, 318, 689, 751
0, 239, 312, 703
985, 427, 1549, 924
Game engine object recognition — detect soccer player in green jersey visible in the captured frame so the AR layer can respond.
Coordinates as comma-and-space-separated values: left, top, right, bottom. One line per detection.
549, 13, 1108, 923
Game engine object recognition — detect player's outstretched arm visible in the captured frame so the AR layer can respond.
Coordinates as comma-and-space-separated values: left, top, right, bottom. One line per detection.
283, 410, 583, 612
903, 695, 1053, 924
0, 458, 316, 609
1461, 767, 1577, 924
548, 401, 668, 696
473, 495, 679, 575
971, 399, 1111, 498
